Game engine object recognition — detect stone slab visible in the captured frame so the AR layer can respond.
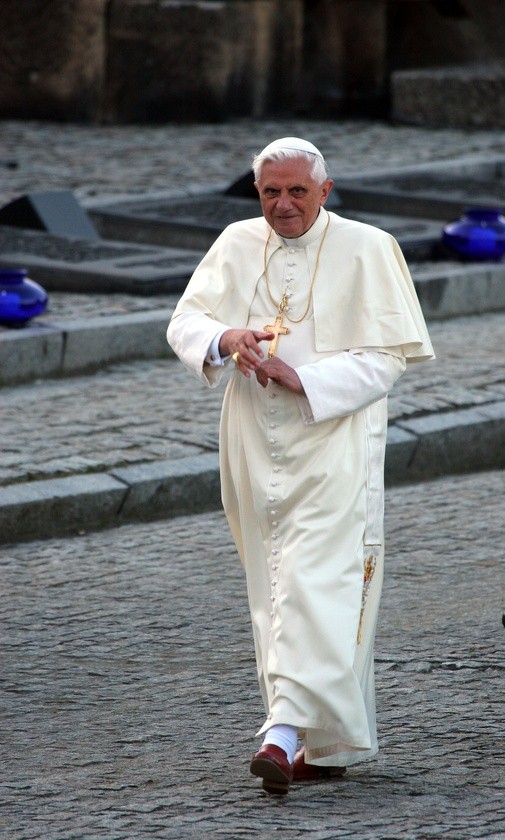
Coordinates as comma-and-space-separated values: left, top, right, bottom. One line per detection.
412, 261, 505, 320
88, 185, 443, 253
0, 324, 63, 384
89, 190, 278, 250
0, 473, 127, 544
59, 309, 174, 374
334, 155, 505, 220
384, 425, 417, 485
397, 402, 505, 479
0, 309, 175, 385
112, 453, 221, 520
0, 189, 100, 239
0, 225, 203, 294
473, 400, 505, 422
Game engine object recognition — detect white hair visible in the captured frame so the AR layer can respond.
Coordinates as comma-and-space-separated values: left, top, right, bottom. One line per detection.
252, 148, 329, 184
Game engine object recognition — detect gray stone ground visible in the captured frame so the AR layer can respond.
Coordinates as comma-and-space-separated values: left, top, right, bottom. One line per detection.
1, 470, 504, 839
1, 117, 505, 837
1, 118, 504, 207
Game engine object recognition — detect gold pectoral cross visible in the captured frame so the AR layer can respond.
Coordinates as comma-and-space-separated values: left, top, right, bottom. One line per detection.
264, 313, 290, 358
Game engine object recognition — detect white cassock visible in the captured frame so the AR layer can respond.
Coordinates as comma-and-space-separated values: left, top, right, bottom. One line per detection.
167, 207, 434, 767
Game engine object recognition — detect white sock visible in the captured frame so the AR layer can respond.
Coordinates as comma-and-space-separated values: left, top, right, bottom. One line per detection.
262, 724, 298, 764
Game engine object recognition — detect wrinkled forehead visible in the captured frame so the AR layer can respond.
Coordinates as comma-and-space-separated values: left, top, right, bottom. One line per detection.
256, 157, 322, 189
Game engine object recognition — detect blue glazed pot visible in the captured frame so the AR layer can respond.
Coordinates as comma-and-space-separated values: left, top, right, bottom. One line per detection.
0, 268, 48, 326
442, 207, 505, 261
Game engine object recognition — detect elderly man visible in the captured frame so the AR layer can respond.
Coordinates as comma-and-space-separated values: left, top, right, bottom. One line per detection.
167, 137, 434, 795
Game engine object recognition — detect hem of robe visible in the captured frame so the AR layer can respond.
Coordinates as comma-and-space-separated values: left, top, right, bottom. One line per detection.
255, 719, 378, 767
304, 742, 379, 767
257, 716, 372, 747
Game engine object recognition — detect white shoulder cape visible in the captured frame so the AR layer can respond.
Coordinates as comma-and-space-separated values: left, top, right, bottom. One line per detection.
170, 211, 434, 362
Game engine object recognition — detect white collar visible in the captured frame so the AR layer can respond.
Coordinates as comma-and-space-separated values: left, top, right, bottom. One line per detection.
276, 207, 329, 249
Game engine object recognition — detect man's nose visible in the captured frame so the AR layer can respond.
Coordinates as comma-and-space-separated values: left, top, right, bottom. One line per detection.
276, 190, 293, 208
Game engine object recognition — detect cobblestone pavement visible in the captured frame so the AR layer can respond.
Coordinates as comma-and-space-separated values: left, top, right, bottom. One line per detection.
1, 310, 504, 488
26, 290, 180, 321
1, 118, 504, 208
1, 119, 504, 837
1, 469, 503, 839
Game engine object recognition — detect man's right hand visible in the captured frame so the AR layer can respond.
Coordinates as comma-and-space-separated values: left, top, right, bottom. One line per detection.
219, 329, 274, 377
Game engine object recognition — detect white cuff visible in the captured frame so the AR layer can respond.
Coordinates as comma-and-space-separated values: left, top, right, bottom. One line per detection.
205, 328, 230, 366
296, 350, 406, 425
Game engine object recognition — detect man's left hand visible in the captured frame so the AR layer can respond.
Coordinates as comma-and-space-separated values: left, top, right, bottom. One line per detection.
256, 358, 305, 394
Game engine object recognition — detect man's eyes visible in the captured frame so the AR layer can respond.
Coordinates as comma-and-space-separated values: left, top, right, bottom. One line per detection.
263, 188, 307, 197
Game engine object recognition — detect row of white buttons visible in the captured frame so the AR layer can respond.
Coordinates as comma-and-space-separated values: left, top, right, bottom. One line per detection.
284, 249, 301, 311
269, 389, 282, 619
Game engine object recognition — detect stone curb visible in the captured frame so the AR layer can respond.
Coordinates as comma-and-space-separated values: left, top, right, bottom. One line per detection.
396, 400, 505, 478
0, 308, 175, 385
1, 409, 504, 545
414, 262, 505, 320
0, 453, 220, 544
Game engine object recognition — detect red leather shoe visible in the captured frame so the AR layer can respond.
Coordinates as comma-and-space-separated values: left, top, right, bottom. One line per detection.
250, 744, 294, 795
293, 747, 346, 782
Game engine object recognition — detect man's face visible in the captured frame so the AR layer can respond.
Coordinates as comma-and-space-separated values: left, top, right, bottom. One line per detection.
255, 157, 333, 239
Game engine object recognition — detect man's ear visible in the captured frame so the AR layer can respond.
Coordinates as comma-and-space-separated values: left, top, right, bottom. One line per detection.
321, 179, 334, 205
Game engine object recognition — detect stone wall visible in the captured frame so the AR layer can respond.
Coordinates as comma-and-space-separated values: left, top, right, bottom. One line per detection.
0, 0, 107, 121
387, 0, 505, 128
386, 0, 505, 73
103, 0, 304, 123
391, 62, 505, 128
0, 0, 503, 123
301, 0, 387, 116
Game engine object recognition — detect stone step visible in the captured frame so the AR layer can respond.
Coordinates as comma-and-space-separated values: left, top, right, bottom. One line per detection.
1, 310, 505, 544
1, 403, 505, 545
0, 307, 175, 386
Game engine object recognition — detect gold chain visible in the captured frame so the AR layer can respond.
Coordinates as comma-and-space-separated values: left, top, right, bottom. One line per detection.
263, 214, 331, 323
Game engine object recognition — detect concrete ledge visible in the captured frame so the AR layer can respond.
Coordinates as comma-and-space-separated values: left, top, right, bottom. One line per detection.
0, 324, 64, 385
0, 454, 222, 545
0, 308, 175, 385
414, 263, 505, 320
59, 309, 173, 374
112, 453, 221, 520
334, 155, 505, 221
385, 425, 417, 485
397, 402, 505, 479
0, 474, 128, 544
